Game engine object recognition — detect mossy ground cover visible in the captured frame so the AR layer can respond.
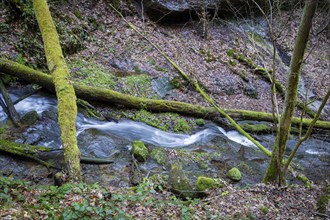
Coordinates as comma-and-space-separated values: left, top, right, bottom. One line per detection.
112, 108, 202, 134
117, 73, 157, 98
68, 59, 158, 99
68, 58, 117, 89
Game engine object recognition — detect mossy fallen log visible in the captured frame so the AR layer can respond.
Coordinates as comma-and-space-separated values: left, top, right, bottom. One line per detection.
34, 0, 81, 181
0, 139, 114, 166
0, 139, 54, 168
1, 59, 329, 131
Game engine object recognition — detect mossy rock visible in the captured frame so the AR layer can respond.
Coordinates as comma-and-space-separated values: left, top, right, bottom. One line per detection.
226, 48, 235, 57
168, 163, 194, 199
150, 148, 168, 166
195, 176, 223, 191
174, 118, 191, 133
132, 140, 149, 162
195, 119, 205, 126
226, 167, 242, 182
20, 110, 39, 126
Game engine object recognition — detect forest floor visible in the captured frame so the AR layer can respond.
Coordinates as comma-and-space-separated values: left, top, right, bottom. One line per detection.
0, 0, 329, 219
1, 0, 329, 116
0, 176, 328, 219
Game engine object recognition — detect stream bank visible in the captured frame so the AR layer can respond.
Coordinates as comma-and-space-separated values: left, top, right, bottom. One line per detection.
0, 87, 329, 188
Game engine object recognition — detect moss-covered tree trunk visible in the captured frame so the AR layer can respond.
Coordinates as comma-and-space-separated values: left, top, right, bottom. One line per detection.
1, 58, 330, 131
263, 0, 318, 185
33, 0, 81, 181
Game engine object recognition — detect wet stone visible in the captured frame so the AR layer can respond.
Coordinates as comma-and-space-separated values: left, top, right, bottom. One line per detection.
21, 110, 39, 126
152, 76, 174, 98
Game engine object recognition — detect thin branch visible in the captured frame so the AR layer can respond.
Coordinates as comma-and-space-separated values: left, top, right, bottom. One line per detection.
108, 3, 272, 157
283, 88, 330, 175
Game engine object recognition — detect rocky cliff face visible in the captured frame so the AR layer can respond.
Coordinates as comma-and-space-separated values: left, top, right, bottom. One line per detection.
141, 0, 269, 22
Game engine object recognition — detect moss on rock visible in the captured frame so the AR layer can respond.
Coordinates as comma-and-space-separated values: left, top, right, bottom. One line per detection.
195, 176, 223, 191
150, 147, 168, 166
168, 163, 193, 198
195, 119, 205, 126
132, 140, 149, 162
226, 167, 242, 182
239, 123, 272, 133
20, 110, 39, 126
174, 118, 191, 133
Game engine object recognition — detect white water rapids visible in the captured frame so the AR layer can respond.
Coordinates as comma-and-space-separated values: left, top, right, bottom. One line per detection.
1, 92, 257, 148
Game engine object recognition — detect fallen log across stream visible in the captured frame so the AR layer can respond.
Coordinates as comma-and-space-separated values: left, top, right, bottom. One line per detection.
1, 58, 329, 131
0, 139, 113, 168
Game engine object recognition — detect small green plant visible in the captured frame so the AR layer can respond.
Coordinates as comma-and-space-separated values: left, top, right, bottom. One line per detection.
155, 65, 168, 73
174, 118, 191, 133
259, 206, 269, 214
0, 22, 9, 33
15, 54, 25, 64
195, 119, 205, 126
170, 77, 183, 89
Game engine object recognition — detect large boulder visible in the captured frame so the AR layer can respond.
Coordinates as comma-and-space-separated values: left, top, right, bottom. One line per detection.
141, 0, 269, 23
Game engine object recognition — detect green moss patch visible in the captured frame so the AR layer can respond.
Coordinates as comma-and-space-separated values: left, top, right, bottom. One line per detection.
226, 167, 242, 182
195, 119, 205, 126
122, 109, 194, 134
150, 147, 168, 166
195, 176, 223, 191
132, 140, 149, 162
68, 59, 116, 89
168, 163, 193, 198
118, 74, 157, 98
174, 118, 191, 133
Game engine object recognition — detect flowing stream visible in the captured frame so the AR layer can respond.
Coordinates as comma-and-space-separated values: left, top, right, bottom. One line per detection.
1, 91, 256, 149
0, 90, 329, 186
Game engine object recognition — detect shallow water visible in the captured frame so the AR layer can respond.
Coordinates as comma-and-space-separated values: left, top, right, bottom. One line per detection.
0, 91, 329, 185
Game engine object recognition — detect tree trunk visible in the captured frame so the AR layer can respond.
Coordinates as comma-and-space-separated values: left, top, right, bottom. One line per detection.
263, 0, 318, 185
0, 78, 21, 126
1, 58, 329, 131
33, 0, 81, 181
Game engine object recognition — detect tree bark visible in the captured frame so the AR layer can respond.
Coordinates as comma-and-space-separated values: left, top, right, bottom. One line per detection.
33, 0, 81, 181
1, 58, 329, 131
0, 78, 21, 126
263, 0, 318, 184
